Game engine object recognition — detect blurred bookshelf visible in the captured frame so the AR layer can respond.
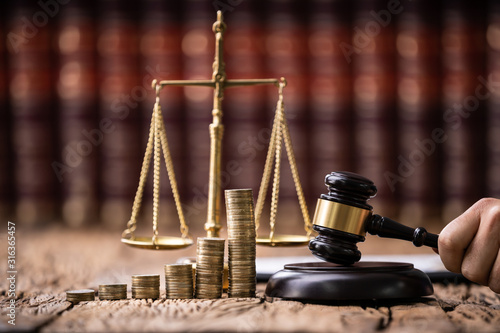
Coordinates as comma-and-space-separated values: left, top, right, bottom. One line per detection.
1, 0, 497, 236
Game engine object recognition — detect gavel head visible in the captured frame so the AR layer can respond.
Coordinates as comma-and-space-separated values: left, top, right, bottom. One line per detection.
308, 171, 377, 265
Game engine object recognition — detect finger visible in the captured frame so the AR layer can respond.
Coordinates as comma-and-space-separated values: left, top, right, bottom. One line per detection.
461, 206, 500, 284
488, 250, 500, 293
438, 200, 483, 273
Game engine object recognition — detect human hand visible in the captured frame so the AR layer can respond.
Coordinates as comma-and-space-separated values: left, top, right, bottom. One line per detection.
439, 198, 500, 293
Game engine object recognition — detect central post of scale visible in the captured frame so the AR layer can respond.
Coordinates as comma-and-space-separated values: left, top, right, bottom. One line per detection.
159, 11, 280, 238
205, 10, 226, 238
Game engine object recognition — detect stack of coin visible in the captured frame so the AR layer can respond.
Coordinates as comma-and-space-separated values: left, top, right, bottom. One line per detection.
131, 274, 160, 299
225, 189, 256, 298
98, 284, 127, 300
66, 289, 95, 303
195, 237, 225, 299
164, 264, 193, 299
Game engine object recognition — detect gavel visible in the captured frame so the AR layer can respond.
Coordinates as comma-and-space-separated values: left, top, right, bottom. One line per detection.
309, 171, 439, 265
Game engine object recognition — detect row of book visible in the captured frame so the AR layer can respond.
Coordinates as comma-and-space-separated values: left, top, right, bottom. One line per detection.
1, 0, 499, 235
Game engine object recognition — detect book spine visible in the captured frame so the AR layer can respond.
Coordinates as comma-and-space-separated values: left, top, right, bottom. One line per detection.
182, 0, 216, 232
308, 0, 353, 201
98, 1, 142, 229
0, 3, 13, 221
395, 0, 441, 229
139, 0, 185, 230
55, 2, 99, 227
486, 1, 500, 198
223, 1, 266, 203
441, 1, 486, 222
8, 3, 57, 225
352, 0, 398, 218
264, 0, 310, 230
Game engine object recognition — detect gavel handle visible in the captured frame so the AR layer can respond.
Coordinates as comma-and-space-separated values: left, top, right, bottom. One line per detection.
366, 214, 439, 249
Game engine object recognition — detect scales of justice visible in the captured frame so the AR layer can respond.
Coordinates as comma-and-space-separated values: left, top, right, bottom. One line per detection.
120, 11, 441, 302
120, 10, 312, 250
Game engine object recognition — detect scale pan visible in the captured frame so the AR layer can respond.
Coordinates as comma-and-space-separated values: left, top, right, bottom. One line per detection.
256, 234, 312, 247
121, 236, 193, 250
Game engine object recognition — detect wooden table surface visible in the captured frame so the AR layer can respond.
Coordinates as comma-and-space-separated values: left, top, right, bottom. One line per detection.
1, 228, 499, 332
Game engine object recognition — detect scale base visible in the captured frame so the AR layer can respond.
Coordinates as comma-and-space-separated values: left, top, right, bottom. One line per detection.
265, 261, 433, 303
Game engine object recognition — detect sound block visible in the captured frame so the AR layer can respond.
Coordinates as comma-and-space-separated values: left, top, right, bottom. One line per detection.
265, 262, 433, 302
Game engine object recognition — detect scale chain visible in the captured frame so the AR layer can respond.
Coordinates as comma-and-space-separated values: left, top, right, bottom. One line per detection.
254, 103, 279, 235
122, 107, 155, 239
254, 78, 313, 242
152, 98, 161, 245
122, 83, 191, 243
157, 107, 190, 239
268, 82, 286, 242
281, 101, 313, 236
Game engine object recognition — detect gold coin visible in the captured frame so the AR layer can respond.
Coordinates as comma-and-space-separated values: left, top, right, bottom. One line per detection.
98, 283, 127, 300
165, 264, 193, 299
131, 275, 160, 299
194, 237, 225, 299
225, 189, 257, 299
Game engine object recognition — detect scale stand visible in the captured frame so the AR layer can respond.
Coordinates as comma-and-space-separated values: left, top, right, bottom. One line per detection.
121, 11, 313, 249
